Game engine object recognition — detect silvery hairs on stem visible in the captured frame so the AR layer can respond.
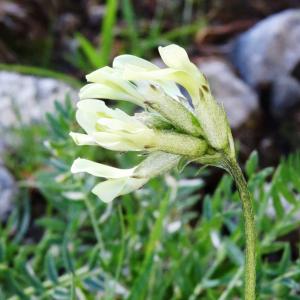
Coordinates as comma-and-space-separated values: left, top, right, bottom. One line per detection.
70, 44, 235, 203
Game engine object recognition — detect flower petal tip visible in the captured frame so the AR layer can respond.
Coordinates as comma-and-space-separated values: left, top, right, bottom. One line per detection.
70, 158, 82, 174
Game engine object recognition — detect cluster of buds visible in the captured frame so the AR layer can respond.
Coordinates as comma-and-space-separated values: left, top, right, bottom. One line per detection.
70, 44, 235, 202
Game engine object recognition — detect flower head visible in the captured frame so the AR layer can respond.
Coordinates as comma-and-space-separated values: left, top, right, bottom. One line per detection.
71, 44, 235, 202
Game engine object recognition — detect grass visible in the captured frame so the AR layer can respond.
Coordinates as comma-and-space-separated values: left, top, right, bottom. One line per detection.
3, 1, 207, 79
0, 64, 81, 88
98, 0, 118, 66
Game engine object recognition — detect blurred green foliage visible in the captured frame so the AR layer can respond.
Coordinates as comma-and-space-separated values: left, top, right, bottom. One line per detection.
1, 99, 300, 299
67, 0, 118, 72
3, 0, 206, 82
69, 0, 206, 73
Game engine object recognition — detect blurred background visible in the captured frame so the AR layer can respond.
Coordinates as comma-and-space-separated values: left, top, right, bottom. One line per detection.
1, 1, 300, 299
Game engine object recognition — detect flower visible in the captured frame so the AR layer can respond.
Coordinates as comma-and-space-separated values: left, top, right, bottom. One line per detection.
70, 99, 152, 151
71, 44, 235, 202
70, 99, 207, 155
115, 44, 234, 152
71, 152, 180, 202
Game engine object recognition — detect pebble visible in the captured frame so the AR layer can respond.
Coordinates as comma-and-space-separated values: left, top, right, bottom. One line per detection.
0, 164, 16, 221
0, 71, 77, 128
231, 9, 300, 88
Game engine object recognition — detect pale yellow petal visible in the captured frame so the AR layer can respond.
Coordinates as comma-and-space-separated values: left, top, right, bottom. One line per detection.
71, 158, 135, 178
113, 54, 157, 70
158, 44, 191, 70
79, 83, 135, 103
92, 178, 147, 202
70, 132, 97, 145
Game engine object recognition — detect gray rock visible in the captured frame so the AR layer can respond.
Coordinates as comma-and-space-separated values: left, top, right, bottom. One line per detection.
198, 58, 259, 129
0, 72, 77, 221
231, 9, 300, 88
0, 164, 16, 221
270, 75, 300, 118
0, 71, 77, 128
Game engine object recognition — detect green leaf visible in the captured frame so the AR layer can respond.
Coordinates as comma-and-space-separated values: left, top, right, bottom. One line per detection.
62, 237, 75, 274
52, 287, 70, 300
13, 193, 30, 244
18, 262, 44, 294
271, 187, 284, 219
36, 217, 66, 232
260, 242, 286, 254
225, 240, 244, 266
276, 221, 300, 237
203, 196, 212, 221
98, 0, 118, 66
245, 150, 258, 178
277, 181, 296, 205
75, 33, 101, 68
0, 63, 81, 88
0, 239, 6, 263
277, 244, 291, 275
121, 0, 140, 55
88, 246, 100, 270
45, 253, 59, 284
83, 277, 104, 292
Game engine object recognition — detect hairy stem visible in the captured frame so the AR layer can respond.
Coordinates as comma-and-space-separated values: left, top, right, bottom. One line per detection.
223, 157, 256, 300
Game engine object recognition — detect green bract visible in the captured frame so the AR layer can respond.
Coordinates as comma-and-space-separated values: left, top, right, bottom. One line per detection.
71, 44, 235, 202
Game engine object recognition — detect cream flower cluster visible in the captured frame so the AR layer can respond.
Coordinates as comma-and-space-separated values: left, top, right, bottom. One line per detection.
70, 44, 235, 202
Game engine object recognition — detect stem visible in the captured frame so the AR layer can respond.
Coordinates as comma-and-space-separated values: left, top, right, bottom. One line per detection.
84, 197, 104, 254
219, 267, 243, 300
223, 157, 256, 300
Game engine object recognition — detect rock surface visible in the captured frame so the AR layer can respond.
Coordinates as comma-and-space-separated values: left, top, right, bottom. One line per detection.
0, 164, 16, 221
231, 9, 300, 88
270, 75, 300, 118
0, 72, 77, 221
197, 58, 259, 129
0, 71, 77, 129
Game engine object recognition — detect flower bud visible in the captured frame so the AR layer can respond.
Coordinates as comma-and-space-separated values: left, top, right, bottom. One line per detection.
194, 90, 229, 150
139, 83, 203, 137
134, 112, 173, 130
